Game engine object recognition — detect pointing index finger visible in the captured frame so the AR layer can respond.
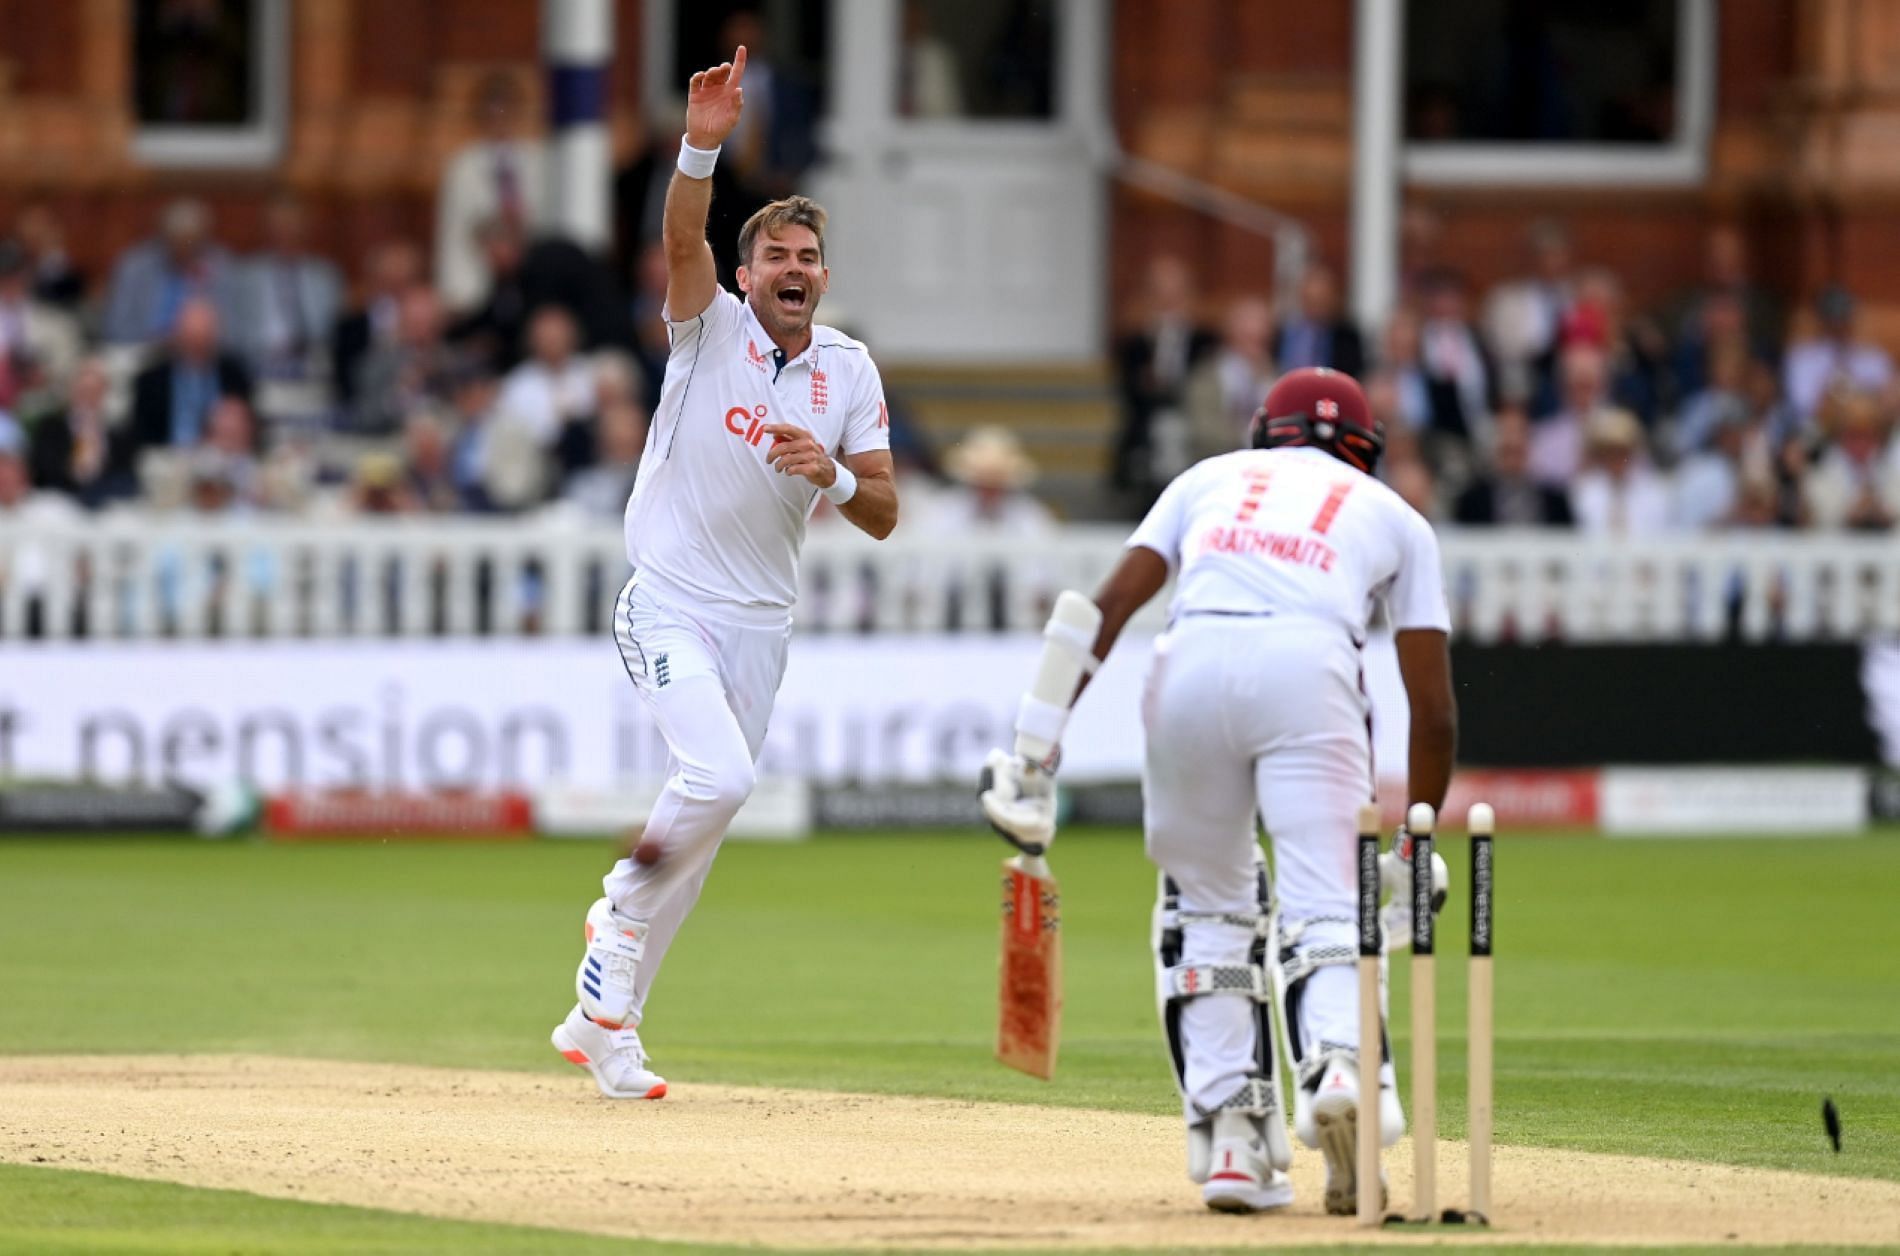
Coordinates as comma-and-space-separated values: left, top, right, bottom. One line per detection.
732, 45, 748, 85
761, 423, 809, 440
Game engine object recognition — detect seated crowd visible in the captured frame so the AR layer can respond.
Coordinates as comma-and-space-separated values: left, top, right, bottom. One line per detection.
1114, 222, 1900, 533
3, 198, 1897, 541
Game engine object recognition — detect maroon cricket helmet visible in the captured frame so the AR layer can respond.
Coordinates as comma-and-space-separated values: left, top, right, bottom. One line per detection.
1248, 366, 1384, 473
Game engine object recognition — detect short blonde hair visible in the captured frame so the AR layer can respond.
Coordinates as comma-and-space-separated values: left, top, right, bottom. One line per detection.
738, 196, 827, 266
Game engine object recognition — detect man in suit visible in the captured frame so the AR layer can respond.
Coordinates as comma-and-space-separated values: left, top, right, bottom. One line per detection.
1114, 254, 1217, 508
1273, 264, 1364, 380
102, 198, 241, 346
331, 239, 424, 408
1416, 269, 1496, 449
236, 196, 343, 380
124, 298, 253, 472
28, 356, 126, 506
1454, 407, 1574, 526
614, 119, 753, 294
450, 216, 632, 373
437, 71, 548, 315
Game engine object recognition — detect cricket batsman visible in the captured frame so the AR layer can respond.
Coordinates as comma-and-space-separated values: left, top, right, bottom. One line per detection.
981, 367, 1455, 1214
552, 46, 898, 1099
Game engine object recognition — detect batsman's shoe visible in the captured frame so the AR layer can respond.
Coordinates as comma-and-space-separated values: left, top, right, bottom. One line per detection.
1200, 1110, 1295, 1214
1302, 1053, 1399, 1216
551, 1004, 667, 1100
576, 896, 648, 1030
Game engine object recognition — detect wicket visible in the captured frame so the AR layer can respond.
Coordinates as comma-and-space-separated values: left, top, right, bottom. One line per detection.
1355, 799, 1496, 1227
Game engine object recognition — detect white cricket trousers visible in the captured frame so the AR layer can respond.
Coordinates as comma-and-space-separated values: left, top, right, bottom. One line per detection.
1143, 615, 1377, 1112
599, 574, 791, 1025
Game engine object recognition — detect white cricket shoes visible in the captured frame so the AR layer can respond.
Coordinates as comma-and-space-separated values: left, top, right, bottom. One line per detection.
1200, 1110, 1296, 1214
1302, 1053, 1400, 1216
575, 896, 647, 1030
552, 1004, 668, 1100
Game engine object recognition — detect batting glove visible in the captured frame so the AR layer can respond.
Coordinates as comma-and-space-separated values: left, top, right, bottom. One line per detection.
1379, 827, 1449, 951
978, 748, 1057, 856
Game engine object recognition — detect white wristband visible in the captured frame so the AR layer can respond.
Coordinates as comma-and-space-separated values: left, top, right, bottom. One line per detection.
821, 461, 858, 504
677, 138, 720, 179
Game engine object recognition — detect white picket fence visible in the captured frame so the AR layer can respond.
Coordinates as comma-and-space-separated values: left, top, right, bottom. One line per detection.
2, 514, 1898, 642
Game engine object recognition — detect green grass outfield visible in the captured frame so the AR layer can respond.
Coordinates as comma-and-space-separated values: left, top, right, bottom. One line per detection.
2, 828, 1897, 1254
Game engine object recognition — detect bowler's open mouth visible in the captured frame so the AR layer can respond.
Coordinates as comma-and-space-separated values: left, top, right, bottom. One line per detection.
775, 283, 808, 311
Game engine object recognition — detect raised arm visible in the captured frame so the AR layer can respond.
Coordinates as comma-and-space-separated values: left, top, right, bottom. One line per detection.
664, 47, 748, 322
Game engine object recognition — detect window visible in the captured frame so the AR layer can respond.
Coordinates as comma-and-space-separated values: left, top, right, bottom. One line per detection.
899, 0, 1056, 121
131, 0, 288, 168
1402, 0, 1713, 186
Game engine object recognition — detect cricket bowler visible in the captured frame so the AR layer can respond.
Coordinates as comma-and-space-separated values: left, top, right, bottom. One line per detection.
552, 46, 899, 1098
981, 367, 1456, 1214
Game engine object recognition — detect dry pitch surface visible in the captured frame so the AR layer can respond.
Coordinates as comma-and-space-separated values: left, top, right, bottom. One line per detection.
3, 1056, 1896, 1249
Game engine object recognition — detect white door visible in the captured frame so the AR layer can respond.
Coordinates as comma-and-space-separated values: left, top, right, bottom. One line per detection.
809, 0, 1109, 364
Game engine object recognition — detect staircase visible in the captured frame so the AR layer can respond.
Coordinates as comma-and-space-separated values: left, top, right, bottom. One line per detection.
885, 363, 1124, 521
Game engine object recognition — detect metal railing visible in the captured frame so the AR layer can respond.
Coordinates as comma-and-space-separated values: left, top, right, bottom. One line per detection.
3, 516, 1899, 643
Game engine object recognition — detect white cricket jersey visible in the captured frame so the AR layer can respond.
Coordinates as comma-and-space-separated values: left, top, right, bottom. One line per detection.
623, 287, 890, 620
1128, 447, 1451, 642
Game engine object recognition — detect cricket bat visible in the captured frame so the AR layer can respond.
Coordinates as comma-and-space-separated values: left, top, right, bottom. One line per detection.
997, 852, 1061, 1079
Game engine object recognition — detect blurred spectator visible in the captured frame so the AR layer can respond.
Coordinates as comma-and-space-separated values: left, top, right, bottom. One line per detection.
1453, 406, 1574, 526
198, 395, 260, 502
936, 426, 1056, 533
1384, 446, 1441, 521
14, 203, 85, 308
1671, 290, 1759, 406
899, 0, 965, 118
126, 298, 253, 461
28, 357, 125, 506
497, 307, 599, 455
1417, 270, 1495, 447
445, 367, 504, 511
451, 216, 632, 371
1783, 285, 1894, 424
616, 117, 752, 292
1570, 408, 1672, 537
351, 286, 454, 437
331, 239, 424, 408
626, 241, 671, 410
1114, 255, 1215, 504
351, 451, 414, 516
1373, 312, 1432, 431
718, 11, 819, 199
0, 239, 82, 415
236, 195, 342, 380
1673, 341, 1750, 458
1563, 267, 1666, 427
561, 398, 647, 519
400, 411, 466, 513
1274, 264, 1364, 378
1482, 220, 1574, 404
579, 352, 644, 477
1676, 407, 1767, 531
1803, 391, 1900, 531
479, 408, 550, 512
1667, 223, 1781, 368
1529, 343, 1610, 487
438, 71, 547, 314
102, 198, 240, 345
1184, 296, 1276, 464
0, 413, 83, 628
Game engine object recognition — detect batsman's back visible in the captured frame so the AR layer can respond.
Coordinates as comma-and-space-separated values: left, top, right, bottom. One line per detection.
1129, 447, 1449, 643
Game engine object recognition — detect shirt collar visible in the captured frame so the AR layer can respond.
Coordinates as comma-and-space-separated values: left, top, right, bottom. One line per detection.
740, 298, 817, 372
